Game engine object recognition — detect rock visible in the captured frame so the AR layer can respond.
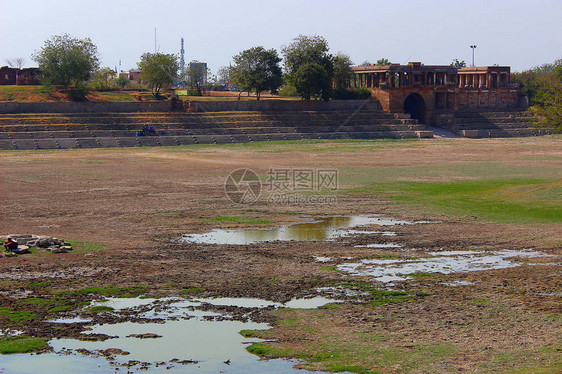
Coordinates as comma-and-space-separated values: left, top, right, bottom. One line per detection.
60, 246, 73, 251
98, 348, 130, 356
126, 333, 162, 339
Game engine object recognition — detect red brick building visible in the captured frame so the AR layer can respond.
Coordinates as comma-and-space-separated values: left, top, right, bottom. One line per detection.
0, 67, 42, 85
351, 62, 520, 124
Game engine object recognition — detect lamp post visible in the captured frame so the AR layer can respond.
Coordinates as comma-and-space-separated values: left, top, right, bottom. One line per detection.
470, 45, 477, 67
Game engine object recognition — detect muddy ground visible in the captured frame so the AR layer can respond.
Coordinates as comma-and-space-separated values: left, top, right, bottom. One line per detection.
0, 138, 560, 372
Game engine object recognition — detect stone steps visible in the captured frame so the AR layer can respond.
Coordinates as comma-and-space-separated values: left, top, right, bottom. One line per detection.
434, 110, 544, 138
0, 130, 430, 150
0, 110, 432, 150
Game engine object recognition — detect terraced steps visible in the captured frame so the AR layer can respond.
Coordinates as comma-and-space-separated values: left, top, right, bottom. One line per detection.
435, 110, 550, 138
0, 110, 432, 150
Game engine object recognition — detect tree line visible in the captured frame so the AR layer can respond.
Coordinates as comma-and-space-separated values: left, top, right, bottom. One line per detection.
30, 33, 374, 101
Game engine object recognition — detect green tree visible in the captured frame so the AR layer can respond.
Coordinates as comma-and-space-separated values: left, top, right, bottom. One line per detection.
231, 47, 282, 100
183, 61, 208, 90
530, 59, 562, 133
451, 59, 467, 68
115, 75, 130, 89
512, 61, 557, 105
376, 58, 391, 66
92, 67, 116, 90
282, 35, 334, 101
333, 52, 353, 89
32, 34, 99, 90
138, 53, 179, 96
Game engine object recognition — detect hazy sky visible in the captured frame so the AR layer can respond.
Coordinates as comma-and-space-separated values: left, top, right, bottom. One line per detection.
1, 0, 560, 74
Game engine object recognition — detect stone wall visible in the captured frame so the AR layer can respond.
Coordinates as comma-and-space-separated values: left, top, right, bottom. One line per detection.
0, 100, 173, 114
187, 99, 380, 112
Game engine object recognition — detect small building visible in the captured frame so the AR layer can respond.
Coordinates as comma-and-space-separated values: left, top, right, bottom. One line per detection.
119, 70, 142, 84
351, 62, 519, 124
0, 66, 42, 85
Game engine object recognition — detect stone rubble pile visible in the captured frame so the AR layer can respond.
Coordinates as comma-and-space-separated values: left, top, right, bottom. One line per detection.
5, 234, 73, 253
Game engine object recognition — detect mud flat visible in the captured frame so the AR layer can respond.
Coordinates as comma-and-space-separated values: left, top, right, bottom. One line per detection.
0, 137, 560, 373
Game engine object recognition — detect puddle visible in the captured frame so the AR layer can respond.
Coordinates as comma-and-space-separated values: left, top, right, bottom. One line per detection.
2, 297, 337, 374
47, 317, 93, 324
196, 296, 339, 309
337, 250, 551, 283
355, 243, 403, 248
314, 256, 332, 262
441, 281, 475, 287
180, 215, 415, 245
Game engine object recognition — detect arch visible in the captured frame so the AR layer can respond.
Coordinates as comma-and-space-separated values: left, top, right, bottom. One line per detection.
403, 93, 426, 123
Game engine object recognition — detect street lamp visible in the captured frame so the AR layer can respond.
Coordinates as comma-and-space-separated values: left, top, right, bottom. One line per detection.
470, 45, 477, 67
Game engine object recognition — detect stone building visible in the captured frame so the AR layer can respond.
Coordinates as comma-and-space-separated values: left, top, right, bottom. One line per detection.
351, 62, 520, 124
0, 66, 42, 85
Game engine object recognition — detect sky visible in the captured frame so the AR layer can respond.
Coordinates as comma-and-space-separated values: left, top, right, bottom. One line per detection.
0, 0, 560, 74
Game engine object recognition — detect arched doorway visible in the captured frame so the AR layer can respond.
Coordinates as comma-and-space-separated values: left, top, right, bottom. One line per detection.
403, 93, 426, 123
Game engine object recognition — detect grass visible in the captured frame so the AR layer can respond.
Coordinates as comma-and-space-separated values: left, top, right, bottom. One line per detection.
245, 307, 459, 373
0, 307, 38, 322
0, 337, 48, 354
180, 287, 205, 294
70, 240, 107, 253
344, 178, 561, 224
0, 85, 137, 102
85, 306, 114, 313
206, 215, 273, 225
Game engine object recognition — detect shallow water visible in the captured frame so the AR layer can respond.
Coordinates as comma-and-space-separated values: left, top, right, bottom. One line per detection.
179, 215, 414, 245
1, 297, 338, 374
337, 249, 550, 283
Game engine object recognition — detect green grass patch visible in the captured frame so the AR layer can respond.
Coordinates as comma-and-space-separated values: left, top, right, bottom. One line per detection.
320, 266, 338, 272
344, 178, 561, 224
86, 306, 114, 313
0, 337, 48, 354
406, 272, 435, 277
17, 297, 51, 305
48, 306, 74, 312
206, 216, 273, 225
26, 281, 52, 287
78, 285, 146, 298
71, 240, 107, 253
0, 307, 38, 322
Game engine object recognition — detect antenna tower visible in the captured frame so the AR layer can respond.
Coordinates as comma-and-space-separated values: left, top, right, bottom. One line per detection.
180, 38, 185, 74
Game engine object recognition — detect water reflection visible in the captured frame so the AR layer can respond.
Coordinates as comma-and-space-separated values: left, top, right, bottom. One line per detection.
180, 215, 414, 245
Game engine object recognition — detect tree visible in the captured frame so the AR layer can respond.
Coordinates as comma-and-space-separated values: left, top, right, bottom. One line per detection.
529, 59, 562, 133
138, 53, 179, 96
376, 58, 391, 66
115, 75, 130, 89
217, 65, 233, 84
451, 59, 466, 68
32, 34, 99, 90
4, 57, 25, 69
92, 67, 116, 90
282, 35, 334, 101
231, 47, 282, 100
333, 52, 353, 89
183, 61, 208, 90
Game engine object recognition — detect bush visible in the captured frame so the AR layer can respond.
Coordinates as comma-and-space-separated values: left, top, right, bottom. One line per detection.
66, 83, 89, 101
331, 87, 372, 100
278, 85, 299, 97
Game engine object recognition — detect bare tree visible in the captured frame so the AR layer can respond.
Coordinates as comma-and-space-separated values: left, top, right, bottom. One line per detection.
5, 57, 26, 69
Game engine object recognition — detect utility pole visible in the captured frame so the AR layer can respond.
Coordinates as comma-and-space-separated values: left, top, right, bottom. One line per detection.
470, 45, 477, 67
154, 28, 157, 53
